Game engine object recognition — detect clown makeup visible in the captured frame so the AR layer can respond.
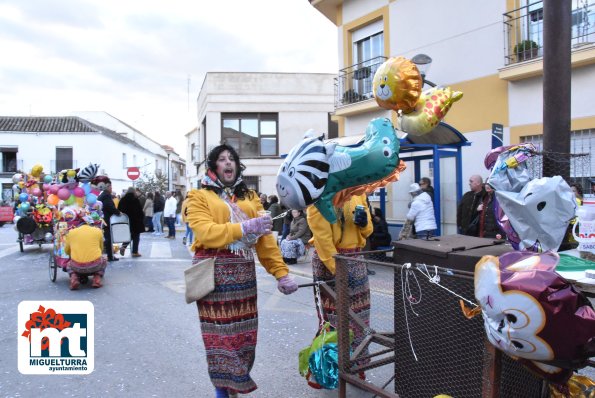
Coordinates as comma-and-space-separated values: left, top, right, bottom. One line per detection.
215, 150, 237, 186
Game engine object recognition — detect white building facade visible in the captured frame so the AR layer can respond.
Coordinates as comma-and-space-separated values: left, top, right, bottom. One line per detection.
0, 116, 174, 202
311, 0, 595, 233
193, 72, 336, 195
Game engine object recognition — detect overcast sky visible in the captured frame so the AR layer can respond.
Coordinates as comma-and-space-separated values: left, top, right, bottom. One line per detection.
0, 0, 338, 155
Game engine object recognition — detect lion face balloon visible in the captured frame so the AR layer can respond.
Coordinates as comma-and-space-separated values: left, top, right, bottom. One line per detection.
373, 57, 422, 114
475, 251, 595, 384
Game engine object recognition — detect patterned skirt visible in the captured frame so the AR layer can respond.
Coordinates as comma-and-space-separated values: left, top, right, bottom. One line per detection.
312, 248, 371, 365
280, 239, 305, 259
67, 257, 107, 276
194, 249, 258, 394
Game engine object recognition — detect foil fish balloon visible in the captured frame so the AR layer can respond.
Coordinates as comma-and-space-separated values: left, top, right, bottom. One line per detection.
277, 118, 402, 224
397, 86, 463, 136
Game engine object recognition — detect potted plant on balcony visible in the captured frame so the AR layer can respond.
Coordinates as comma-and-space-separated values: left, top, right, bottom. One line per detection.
514, 40, 539, 62
341, 89, 363, 105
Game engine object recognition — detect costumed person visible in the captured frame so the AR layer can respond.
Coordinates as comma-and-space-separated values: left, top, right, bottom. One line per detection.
143, 192, 154, 232
118, 187, 145, 258
400, 183, 437, 239
163, 191, 177, 239
64, 216, 107, 289
181, 193, 193, 246
95, 176, 121, 262
185, 144, 298, 398
457, 174, 485, 236
152, 191, 164, 236
477, 183, 503, 239
280, 209, 312, 264
307, 193, 373, 381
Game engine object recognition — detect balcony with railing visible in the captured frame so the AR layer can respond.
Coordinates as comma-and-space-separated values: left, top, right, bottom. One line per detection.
503, 0, 595, 66
335, 56, 387, 109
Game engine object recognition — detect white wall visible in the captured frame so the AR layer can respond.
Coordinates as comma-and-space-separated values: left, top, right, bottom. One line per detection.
195, 72, 336, 195
0, 132, 156, 194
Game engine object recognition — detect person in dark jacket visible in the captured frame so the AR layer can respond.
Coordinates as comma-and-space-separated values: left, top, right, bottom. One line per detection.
152, 191, 165, 236
369, 208, 392, 249
267, 195, 284, 236
419, 177, 435, 203
281, 209, 293, 240
477, 183, 503, 239
457, 175, 486, 236
118, 187, 145, 257
95, 176, 121, 262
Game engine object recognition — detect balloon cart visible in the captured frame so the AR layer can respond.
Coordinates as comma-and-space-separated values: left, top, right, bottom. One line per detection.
15, 208, 54, 253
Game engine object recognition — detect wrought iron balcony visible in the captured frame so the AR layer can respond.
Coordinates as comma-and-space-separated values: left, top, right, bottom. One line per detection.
503, 0, 595, 66
335, 56, 387, 108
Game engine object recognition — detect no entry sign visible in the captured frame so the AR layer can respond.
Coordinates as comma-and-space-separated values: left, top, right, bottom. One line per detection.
127, 167, 140, 181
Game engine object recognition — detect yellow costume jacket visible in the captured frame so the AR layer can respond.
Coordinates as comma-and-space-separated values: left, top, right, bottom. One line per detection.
185, 188, 289, 280
65, 225, 104, 263
307, 194, 373, 274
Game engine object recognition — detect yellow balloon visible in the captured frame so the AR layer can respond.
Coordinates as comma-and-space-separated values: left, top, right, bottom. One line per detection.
373, 56, 423, 113
31, 164, 43, 177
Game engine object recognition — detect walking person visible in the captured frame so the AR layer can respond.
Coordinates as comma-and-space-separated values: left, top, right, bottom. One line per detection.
143, 192, 154, 232
118, 187, 145, 257
175, 191, 183, 226
418, 176, 435, 202
186, 144, 298, 397
95, 176, 121, 262
267, 195, 284, 240
152, 191, 164, 236
307, 193, 373, 382
181, 193, 193, 246
163, 191, 177, 239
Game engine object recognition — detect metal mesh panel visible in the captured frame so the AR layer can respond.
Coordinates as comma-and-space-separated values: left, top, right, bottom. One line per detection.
332, 252, 546, 398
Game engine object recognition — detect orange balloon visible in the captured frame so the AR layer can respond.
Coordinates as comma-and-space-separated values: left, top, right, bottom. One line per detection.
47, 194, 59, 206
373, 57, 423, 113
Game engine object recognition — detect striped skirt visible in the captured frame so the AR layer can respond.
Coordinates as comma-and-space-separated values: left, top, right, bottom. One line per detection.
312, 248, 371, 365
194, 249, 258, 394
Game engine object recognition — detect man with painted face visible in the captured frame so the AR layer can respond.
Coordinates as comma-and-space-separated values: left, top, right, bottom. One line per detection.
185, 144, 298, 398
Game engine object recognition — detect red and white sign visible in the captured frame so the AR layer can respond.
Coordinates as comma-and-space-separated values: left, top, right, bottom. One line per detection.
127, 167, 140, 181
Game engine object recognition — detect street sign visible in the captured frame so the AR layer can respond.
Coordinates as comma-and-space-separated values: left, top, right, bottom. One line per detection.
127, 167, 140, 181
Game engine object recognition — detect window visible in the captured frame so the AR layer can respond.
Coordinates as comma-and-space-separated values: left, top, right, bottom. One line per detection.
56, 147, 73, 171
221, 113, 278, 157
191, 143, 196, 161
243, 176, 259, 192
122, 153, 127, 168
352, 21, 384, 99
0, 147, 18, 173
521, 128, 594, 186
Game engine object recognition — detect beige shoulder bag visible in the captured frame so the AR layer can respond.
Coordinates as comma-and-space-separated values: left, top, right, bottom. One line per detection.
184, 257, 215, 303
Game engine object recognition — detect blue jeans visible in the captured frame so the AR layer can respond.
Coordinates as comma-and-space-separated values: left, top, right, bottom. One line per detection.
185, 223, 193, 243
165, 217, 176, 237
152, 212, 163, 234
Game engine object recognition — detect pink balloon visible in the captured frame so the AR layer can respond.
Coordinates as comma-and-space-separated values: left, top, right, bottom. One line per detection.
43, 183, 51, 191
49, 185, 59, 195
31, 188, 42, 197
57, 187, 71, 200
72, 187, 85, 198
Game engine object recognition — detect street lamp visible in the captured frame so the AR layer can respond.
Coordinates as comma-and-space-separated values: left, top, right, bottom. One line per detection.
411, 53, 437, 87
164, 147, 174, 192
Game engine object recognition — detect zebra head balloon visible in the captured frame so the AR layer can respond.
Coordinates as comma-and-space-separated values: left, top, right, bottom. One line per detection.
276, 134, 331, 210
277, 118, 401, 223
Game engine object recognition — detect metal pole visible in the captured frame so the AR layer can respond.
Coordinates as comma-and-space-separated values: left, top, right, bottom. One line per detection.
542, 0, 572, 178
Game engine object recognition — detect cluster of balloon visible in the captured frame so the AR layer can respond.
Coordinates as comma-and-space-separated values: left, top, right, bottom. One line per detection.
372, 56, 463, 136
276, 118, 406, 224
11, 164, 52, 217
